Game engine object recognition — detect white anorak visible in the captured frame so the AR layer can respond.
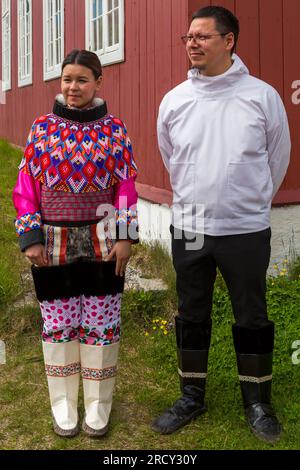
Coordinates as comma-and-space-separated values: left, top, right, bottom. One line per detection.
157, 54, 291, 235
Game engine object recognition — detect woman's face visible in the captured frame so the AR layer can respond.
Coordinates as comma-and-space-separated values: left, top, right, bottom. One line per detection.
61, 64, 102, 109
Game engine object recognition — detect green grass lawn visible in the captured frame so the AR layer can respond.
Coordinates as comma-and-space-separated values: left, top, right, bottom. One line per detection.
0, 140, 299, 450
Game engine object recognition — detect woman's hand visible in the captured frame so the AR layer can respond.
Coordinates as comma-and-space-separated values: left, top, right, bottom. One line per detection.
105, 240, 132, 276
25, 243, 48, 267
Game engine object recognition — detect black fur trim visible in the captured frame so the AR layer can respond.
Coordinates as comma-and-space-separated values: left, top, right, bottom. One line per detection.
232, 323, 274, 354
53, 100, 108, 123
31, 260, 124, 302
175, 316, 212, 350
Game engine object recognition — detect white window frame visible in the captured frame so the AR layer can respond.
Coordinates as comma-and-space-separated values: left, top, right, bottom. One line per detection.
1, 0, 11, 91
43, 0, 64, 81
85, 0, 125, 67
18, 0, 33, 87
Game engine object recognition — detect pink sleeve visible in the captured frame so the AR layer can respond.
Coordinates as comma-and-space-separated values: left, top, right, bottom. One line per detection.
113, 175, 138, 209
113, 176, 139, 243
13, 170, 41, 218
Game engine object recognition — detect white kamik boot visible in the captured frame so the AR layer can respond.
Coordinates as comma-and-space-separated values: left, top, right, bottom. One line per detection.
80, 342, 119, 437
42, 340, 80, 437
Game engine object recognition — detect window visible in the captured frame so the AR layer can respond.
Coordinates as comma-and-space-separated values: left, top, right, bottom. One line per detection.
18, 0, 32, 87
86, 0, 124, 66
1, 0, 11, 91
43, 0, 64, 81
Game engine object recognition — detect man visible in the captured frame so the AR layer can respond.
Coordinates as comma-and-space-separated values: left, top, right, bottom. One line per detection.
152, 6, 291, 443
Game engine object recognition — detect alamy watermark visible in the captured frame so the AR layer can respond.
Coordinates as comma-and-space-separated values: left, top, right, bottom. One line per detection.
96, 198, 205, 251
291, 340, 300, 365
291, 80, 300, 105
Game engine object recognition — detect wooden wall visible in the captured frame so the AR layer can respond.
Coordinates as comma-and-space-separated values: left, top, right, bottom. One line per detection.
0, 0, 299, 203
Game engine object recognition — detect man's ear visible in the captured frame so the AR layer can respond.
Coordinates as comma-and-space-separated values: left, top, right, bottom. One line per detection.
225, 32, 235, 52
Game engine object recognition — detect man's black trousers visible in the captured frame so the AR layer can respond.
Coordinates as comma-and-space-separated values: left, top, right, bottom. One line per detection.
171, 226, 272, 328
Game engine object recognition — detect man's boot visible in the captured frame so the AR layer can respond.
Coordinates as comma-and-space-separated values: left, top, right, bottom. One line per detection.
80, 342, 119, 437
232, 323, 282, 443
151, 317, 211, 434
42, 340, 80, 437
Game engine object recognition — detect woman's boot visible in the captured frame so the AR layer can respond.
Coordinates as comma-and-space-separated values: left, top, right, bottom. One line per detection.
42, 340, 80, 437
80, 342, 119, 437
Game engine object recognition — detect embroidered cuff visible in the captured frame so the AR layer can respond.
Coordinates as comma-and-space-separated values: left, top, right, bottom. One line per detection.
15, 212, 42, 236
115, 209, 139, 244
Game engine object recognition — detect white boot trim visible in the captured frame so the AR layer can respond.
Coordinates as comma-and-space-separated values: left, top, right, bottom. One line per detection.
178, 368, 207, 379
81, 365, 117, 381
239, 374, 272, 383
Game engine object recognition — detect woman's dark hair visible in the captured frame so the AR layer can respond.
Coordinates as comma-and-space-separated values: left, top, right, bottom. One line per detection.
62, 49, 102, 79
192, 6, 239, 53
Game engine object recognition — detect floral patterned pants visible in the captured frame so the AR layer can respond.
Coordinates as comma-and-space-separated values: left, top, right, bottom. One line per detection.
40, 294, 121, 346
38, 222, 122, 346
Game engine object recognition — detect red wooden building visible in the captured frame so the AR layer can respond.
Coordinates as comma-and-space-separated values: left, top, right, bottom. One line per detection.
0, 0, 299, 205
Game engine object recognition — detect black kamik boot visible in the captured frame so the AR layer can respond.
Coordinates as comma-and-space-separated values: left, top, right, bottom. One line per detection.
151, 317, 211, 434
232, 323, 282, 444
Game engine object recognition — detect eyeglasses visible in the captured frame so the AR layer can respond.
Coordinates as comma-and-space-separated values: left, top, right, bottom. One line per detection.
181, 33, 229, 45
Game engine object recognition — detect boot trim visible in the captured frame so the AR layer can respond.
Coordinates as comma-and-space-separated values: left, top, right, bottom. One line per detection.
81, 365, 117, 381
176, 317, 212, 350
45, 362, 81, 377
178, 368, 207, 379
239, 374, 272, 383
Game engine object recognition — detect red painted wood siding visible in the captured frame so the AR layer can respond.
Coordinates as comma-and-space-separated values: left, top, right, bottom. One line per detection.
0, 0, 299, 204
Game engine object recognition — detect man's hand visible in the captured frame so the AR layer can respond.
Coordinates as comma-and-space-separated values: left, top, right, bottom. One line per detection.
105, 240, 132, 276
25, 244, 48, 267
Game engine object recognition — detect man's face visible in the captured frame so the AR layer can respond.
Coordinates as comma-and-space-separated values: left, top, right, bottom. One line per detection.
186, 17, 234, 76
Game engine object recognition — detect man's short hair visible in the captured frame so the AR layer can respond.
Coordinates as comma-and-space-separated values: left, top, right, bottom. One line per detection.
192, 5, 239, 53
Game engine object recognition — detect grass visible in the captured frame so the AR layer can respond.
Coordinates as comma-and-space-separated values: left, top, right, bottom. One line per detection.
0, 140, 299, 450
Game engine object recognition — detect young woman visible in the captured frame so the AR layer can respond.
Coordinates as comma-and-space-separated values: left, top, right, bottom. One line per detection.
13, 49, 138, 438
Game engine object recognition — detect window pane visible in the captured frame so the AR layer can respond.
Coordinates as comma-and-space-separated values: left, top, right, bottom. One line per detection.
108, 0, 112, 11
56, 39, 60, 64
27, 53, 30, 75
114, 9, 119, 44
49, 42, 53, 67
99, 0, 103, 16
92, 0, 97, 18
108, 12, 113, 47
91, 20, 96, 50
97, 17, 103, 50
26, 0, 30, 14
